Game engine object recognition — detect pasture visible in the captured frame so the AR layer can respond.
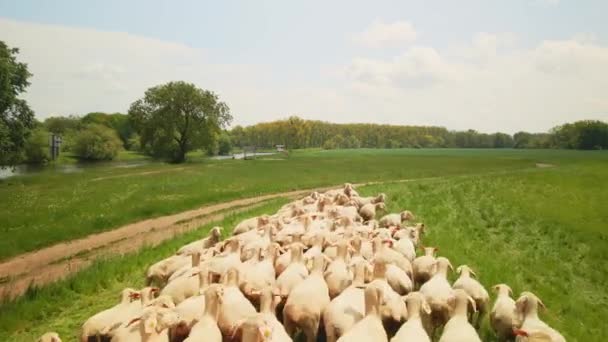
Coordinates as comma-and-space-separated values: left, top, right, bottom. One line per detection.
0, 148, 570, 260
0, 148, 606, 341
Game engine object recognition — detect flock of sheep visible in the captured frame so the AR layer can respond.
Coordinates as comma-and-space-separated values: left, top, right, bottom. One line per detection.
39, 183, 565, 342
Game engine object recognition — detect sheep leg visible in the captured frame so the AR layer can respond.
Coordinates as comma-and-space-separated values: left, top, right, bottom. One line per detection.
475, 305, 486, 329
302, 317, 320, 342
282, 311, 297, 338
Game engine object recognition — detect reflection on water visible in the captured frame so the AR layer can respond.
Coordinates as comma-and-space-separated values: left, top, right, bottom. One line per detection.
0, 161, 152, 180
210, 152, 275, 160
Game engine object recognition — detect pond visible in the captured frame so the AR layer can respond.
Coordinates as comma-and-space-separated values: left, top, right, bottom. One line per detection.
0, 161, 152, 180
210, 152, 276, 160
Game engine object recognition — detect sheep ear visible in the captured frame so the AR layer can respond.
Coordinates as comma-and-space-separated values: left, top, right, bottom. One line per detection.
492, 284, 500, 293
456, 266, 463, 274
468, 296, 477, 313
538, 298, 547, 310
143, 314, 157, 334
470, 269, 477, 278
422, 299, 432, 315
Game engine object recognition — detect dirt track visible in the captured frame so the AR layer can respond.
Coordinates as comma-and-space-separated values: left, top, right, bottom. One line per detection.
0, 186, 339, 299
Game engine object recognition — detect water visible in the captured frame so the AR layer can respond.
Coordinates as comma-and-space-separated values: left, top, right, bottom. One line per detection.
0, 161, 152, 180
210, 152, 275, 160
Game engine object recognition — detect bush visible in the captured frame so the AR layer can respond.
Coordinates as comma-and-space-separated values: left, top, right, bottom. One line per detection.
218, 133, 232, 155
73, 124, 122, 161
126, 134, 141, 151
24, 129, 51, 164
344, 135, 360, 149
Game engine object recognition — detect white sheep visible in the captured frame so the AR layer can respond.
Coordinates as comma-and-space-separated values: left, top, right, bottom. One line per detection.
110, 306, 180, 342
275, 242, 309, 298
412, 246, 438, 287
438, 288, 481, 342
452, 265, 489, 328
359, 202, 387, 221
323, 259, 368, 342
233, 215, 269, 235
216, 267, 257, 338
419, 256, 454, 338
80, 287, 141, 342
379, 210, 415, 228
176, 226, 222, 255
324, 240, 354, 298
283, 254, 331, 342
146, 255, 191, 286
490, 283, 516, 341
183, 284, 224, 342
170, 267, 212, 341
513, 292, 565, 342
391, 292, 432, 342
37, 332, 61, 342
336, 285, 388, 342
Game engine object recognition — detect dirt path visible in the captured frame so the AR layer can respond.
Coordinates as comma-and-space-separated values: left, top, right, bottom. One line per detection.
0, 186, 338, 299
0, 166, 549, 300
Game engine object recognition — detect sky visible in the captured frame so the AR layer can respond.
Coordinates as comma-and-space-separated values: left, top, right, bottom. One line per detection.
1, 0, 607, 133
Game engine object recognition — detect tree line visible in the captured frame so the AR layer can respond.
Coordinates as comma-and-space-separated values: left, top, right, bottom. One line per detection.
1, 39, 607, 168
230, 117, 608, 151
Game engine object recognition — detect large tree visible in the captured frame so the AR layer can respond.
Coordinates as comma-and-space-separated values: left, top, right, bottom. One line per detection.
0, 41, 35, 167
128, 81, 232, 162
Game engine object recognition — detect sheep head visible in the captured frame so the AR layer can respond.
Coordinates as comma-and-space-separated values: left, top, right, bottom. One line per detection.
492, 283, 513, 297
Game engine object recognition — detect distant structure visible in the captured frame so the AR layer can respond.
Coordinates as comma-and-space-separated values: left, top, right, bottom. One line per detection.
243, 145, 257, 160
276, 144, 285, 152
49, 134, 62, 160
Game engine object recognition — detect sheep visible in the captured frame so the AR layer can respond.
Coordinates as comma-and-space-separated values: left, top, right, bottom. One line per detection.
412, 246, 438, 288
159, 266, 200, 305
110, 306, 180, 342
183, 284, 224, 342
392, 232, 417, 262
359, 202, 387, 221
438, 288, 481, 342
366, 260, 408, 332
490, 284, 516, 342
234, 287, 291, 342
240, 243, 279, 304
513, 329, 556, 342
167, 251, 202, 283
37, 332, 61, 342
201, 239, 243, 276
391, 292, 432, 342
372, 238, 413, 277
353, 193, 386, 209
385, 263, 413, 295
452, 265, 489, 328
324, 239, 354, 298
176, 226, 222, 255
379, 211, 415, 228
323, 259, 368, 342
80, 287, 141, 342
419, 256, 454, 338
233, 214, 269, 235
283, 254, 331, 342
513, 292, 565, 342
170, 267, 212, 340
336, 285, 388, 342
217, 267, 257, 339
146, 255, 191, 286
275, 242, 309, 298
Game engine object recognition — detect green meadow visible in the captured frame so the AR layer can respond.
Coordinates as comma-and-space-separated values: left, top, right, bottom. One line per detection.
0, 149, 606, 341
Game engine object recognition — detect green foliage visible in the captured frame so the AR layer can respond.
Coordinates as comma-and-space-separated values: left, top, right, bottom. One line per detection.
24, 128, 50, 164
43, 115, 82, 135
218, 132, 233, 155
128, 81, 232, 163
82, 112, 135, 149
551, 120, 608, 150
126, 133, 141, 152
73, 124, 123, 161
0, 41, 35, 167
513, 131, 551, 148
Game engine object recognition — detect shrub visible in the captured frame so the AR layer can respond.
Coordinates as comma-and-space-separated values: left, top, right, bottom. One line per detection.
218, 133, 232, 155
73, 124, 122, 161
24, 128, 51, 164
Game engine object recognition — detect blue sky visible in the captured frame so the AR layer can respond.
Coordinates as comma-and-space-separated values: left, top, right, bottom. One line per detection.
1, 0, 607, 132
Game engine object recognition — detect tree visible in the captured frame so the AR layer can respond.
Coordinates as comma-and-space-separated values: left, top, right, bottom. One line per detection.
218, 132, 233, 155
73, 124, 123, 161
24, 128, 50, 164
0, 41, 35, 167
128, 81, 232, 162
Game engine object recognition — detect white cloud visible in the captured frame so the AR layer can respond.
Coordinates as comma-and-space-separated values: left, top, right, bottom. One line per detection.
353, 20, 417, 48
1, 18, 606, 134
343, 34, 608, 132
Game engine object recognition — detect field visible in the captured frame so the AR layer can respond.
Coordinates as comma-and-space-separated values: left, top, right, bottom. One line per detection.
0, 149, 606, 341
0, 148, 557, 260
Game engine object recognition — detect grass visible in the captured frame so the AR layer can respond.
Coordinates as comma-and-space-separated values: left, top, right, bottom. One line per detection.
0, 148, 596, 260
359, 155, 608, 341
0, 149, 605, 341
0, 198, 290, 342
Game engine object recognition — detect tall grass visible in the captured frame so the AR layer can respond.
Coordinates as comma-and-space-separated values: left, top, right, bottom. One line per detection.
0, 148, 597, 260
359, 159, 607, 341
0, 198, 289, 341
